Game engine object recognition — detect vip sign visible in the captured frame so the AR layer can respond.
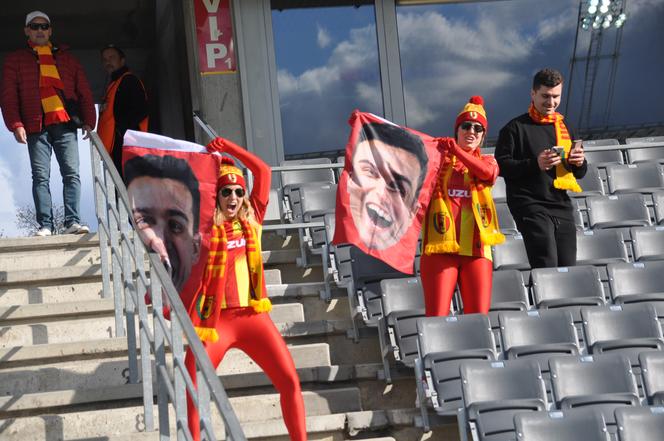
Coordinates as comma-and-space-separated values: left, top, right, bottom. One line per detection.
194, 0, 236, 74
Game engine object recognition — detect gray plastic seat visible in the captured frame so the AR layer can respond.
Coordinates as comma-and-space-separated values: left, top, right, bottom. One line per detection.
549, 354, 640, 426
515, 409, 610, 441
607, 261, 664, 319
583, 139, 624, 167
414, 314, 496, 419
581, 304, 664, 367
492, 234, 530, 271
576, 230, 628, 265
615, 406, 664, 441
496, 202, 518, 235
492, 176, 506, 203
459, 359, 547, 441
653, 191, 664, 225
487, 270, 529, 338
586, 194, 650, 229
605, 163, 664, 194
625, 136, 664, 164
639, 351, 664, 405
279, 158, 335, 220
499, 310, 580, 365
630, 226, 664, 261
575, 164, 604, 196
291, 182, 337, 222
531, 265, 605, 322
377, 277, 426, 382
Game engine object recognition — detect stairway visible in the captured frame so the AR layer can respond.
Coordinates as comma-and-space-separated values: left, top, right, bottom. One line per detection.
0, 232, 455, 440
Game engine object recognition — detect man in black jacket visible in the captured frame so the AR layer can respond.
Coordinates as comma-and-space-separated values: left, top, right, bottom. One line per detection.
495, 68, 586, 268
98, 44, 148, 178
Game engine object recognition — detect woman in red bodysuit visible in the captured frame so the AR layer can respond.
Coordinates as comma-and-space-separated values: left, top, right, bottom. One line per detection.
420, 96, 505, 316
185, 137, 307, 441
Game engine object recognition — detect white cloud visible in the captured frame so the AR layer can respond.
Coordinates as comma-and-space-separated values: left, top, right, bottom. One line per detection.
0, 156, 20, 237
316, 23, 332, 49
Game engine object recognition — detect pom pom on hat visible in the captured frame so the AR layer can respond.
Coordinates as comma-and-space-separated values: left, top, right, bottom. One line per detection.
217, 156, 246, 190
455, 95, 488, 134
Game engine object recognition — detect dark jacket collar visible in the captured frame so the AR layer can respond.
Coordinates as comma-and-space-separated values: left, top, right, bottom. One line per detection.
110, 65, 130, 81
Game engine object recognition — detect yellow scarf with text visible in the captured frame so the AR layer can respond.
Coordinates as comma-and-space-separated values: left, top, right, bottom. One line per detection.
424, 155, 504, 255
192, 219, 271, 343
528, 103, 581, 193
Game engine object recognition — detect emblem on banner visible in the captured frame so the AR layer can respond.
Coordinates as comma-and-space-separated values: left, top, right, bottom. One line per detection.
477, 203, 492, 227
196, 293, 215, 319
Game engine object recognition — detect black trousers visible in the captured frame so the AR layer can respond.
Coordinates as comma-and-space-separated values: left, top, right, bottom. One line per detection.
513, 210, 577, 269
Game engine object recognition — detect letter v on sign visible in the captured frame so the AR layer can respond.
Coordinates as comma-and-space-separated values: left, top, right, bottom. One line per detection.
202, 0, 221, 13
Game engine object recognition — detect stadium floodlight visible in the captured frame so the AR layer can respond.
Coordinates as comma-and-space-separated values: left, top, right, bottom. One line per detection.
581, 0, 627, 31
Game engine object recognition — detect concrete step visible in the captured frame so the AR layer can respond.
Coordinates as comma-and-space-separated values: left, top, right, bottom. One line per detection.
0, 234, 100, 253
0, 341, 332, 394
0, 378, 357, 419
4, 408, 456, 441
0, 312, 348, 348
0, 299, 304, 325
0, 280, 103, 306
0, 248, 101, 272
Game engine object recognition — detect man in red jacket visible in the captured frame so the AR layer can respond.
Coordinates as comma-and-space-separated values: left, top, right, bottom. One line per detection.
1, 11, 96, 236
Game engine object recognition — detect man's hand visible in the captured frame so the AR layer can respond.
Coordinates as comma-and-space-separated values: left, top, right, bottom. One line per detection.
537, 148, 562, 171
567, 141, 585, 167
81, 125, 93, 140
13, 127, 27, 144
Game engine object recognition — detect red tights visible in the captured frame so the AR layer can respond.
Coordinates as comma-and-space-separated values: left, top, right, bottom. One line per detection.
185, 308, 307, 441
420, 254, 493, 316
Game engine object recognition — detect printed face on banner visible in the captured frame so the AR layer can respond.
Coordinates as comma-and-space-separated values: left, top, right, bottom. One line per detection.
333, 112, 441, 274
123, 151, 216, 297
348, 136, 424, 250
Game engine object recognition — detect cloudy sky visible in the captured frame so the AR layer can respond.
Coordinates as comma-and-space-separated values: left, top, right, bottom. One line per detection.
1, 0, 662, 237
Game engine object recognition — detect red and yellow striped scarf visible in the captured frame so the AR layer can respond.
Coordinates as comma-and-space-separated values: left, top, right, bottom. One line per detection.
191, 219, 270, 343
424, 153, 504, 255
30, 42, 70, 126
528, 103, 581, 193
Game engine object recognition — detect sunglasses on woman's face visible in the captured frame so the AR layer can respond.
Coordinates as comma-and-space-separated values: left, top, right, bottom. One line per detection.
28, 23, 50, 31
460, 122, 485, 134
220, 187, 245, 198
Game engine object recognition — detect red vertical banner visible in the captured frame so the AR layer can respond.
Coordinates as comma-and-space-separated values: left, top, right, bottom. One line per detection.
194, 0, 236, 74
333, 111, 442, 273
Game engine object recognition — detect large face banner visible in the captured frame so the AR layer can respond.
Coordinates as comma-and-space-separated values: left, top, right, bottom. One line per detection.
333, 111, 441, 273
122, 130, 219, 309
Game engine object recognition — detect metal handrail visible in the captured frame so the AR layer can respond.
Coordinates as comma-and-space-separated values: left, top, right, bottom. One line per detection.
88, 131, 246, 440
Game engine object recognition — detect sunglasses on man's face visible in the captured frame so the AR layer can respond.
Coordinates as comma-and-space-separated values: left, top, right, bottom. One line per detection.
28, 23, 50, 31
460, 122, 485, 134
220, 187, 245, 198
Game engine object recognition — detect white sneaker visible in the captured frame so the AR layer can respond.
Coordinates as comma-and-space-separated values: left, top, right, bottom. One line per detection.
35, 227, 52, 237
63, 223, 90, 234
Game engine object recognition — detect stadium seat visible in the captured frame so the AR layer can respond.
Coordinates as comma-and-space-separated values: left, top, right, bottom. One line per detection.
607, 261, 664, 320
630, 226, 664, 261
586, 194, 650, 229
583, 138, 624, 167
581, 304, 664, 367
625, 136, 664, 164
492, 234, 530, 271
496, 202, 519, 235
615, 406, 664, 441
575, 163, 604, 196
499, 309, 580, 365
531, 265, 605, 322
605, 163, 664, 194
514, 409, 610, 441
487, 270, 529, 342
414, 314, 496, 427
576, 230, 629, 265
279, 158, 335, 221
492, 176, 506, 203
653, 191, 664, 225
458, 359, 547, 441
377, 276, 426, 382
639, 351, 664, 405
549, 354, 640, 427
264, 188, 283, 223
